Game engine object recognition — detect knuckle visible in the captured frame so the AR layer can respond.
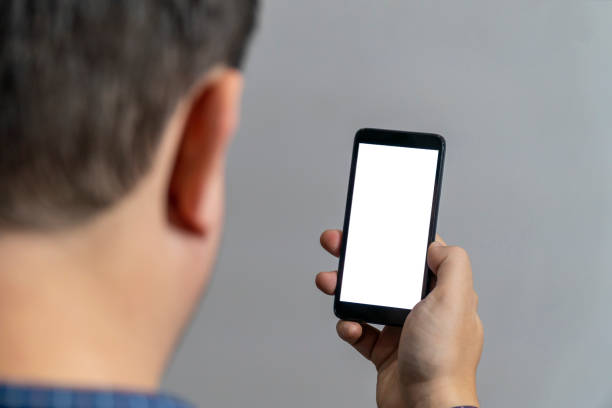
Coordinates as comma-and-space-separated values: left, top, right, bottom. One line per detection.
448, 245, 469, 261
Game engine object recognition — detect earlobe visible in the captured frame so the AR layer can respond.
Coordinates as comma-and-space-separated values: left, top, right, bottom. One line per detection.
167, 69, 243, 235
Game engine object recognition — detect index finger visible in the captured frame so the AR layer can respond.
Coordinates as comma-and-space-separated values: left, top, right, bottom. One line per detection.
320, 229, 342, 257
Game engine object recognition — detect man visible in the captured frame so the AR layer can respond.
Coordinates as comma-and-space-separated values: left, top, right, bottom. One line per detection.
0, 1, 483, 407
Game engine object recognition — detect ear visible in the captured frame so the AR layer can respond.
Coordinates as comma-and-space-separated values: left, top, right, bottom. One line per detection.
168, 69, 243, 235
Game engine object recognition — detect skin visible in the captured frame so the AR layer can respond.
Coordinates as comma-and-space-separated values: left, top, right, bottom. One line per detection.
0, 61, 483, 405
0, 66, 242, 390
316, 230, 483, 408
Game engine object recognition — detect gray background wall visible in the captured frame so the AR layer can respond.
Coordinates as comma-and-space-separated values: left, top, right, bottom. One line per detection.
164, 2, 612, 407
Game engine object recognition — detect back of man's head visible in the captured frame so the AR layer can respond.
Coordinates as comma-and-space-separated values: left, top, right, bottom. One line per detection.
0, 0, 257, 389
0, 0, 256, 229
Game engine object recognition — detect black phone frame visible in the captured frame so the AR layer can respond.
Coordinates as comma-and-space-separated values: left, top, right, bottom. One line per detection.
333, 128, 446, 327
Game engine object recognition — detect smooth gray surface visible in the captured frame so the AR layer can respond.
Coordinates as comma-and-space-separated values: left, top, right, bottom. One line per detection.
164, 2, 612, 407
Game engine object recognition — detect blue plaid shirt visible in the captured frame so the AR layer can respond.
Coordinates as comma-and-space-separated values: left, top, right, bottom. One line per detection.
0, 383, 192, 408
0, 382, 478, 408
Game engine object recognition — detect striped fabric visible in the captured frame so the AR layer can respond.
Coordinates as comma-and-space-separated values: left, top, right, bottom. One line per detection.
0, 382, 479, 408
0, 383, 192, 408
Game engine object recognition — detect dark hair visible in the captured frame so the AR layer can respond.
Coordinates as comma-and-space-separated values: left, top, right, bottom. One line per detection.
0, 0, 257, 229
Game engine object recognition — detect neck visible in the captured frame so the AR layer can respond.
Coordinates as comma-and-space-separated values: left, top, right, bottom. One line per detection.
0, 222, 171, 391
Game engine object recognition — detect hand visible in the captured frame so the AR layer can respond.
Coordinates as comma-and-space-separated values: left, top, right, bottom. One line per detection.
316, 230, 483, 408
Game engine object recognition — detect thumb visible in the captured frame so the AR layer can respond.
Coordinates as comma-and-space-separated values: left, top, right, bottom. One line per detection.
427, 243, 473, 293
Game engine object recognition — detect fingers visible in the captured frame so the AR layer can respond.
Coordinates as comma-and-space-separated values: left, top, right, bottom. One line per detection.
337, 321, 401, 370
336, 320, 365, 343
337, 321, 380, 362
320, 229, 342, 257
435, 233, 447, 245
427, 243, 473, 292
315, 271, 337, 295
370, 326, 402, 370
316, 230, 342, 295
317, 230, 341, 295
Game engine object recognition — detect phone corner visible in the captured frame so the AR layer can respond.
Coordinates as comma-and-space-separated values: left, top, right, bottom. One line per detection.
354, 128, 368, 141
434, 133, 446, 149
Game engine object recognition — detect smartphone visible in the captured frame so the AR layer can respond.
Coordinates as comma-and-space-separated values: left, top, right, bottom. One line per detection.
334, 128, 445, 326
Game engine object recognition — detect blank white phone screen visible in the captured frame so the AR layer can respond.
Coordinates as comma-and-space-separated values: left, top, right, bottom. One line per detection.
340, 143, 439, 309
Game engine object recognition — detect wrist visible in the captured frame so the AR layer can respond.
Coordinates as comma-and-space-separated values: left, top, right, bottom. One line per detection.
401, 377, 478, 408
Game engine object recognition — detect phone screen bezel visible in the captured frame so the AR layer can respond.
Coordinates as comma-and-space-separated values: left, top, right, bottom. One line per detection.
333, 128, 446, 327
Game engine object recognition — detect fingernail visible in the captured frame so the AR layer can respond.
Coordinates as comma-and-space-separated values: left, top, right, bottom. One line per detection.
430, 241, 443, 247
